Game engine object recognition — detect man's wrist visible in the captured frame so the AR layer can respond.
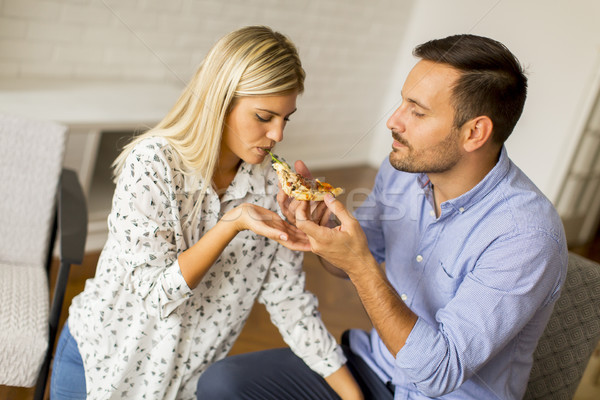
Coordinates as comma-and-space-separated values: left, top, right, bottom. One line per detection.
346, 253, 381, 283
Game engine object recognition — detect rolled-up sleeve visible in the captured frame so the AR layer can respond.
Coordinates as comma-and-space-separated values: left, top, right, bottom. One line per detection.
258, 244, 346, 377
395, 232, 566, 397
109, 144, 192, 319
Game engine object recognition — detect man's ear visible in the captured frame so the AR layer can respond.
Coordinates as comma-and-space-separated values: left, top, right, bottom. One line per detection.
462, 116, 493, 152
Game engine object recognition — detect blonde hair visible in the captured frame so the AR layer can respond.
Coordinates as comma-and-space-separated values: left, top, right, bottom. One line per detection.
112, 26, 304, 216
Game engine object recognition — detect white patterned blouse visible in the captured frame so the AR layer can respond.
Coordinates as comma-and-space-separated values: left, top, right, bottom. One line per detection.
68, 137, 345, 400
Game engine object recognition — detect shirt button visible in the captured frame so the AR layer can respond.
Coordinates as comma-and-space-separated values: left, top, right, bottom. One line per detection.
429, 210, 435, 217
401, 293, 408, 301
459, 207, 465, 213
416, 255, 423, 262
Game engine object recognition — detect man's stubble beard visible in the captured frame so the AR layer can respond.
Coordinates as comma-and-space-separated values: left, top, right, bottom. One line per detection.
389, 128, 462, 174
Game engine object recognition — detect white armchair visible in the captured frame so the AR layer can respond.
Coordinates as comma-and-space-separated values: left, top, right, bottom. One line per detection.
0, 113, 87, 399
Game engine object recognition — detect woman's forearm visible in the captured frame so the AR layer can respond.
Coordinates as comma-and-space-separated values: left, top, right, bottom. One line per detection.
178, 217, 239, 289
325, 365, 364, 400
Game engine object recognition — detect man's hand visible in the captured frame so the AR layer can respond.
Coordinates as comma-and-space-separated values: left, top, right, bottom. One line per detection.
296, 194, 418, 356
294, 194, 373, 278
277, 160, 332, 226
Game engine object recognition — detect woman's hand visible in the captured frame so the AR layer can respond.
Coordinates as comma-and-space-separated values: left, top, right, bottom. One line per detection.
277, 160, 332, 226
179, 203, 309, 289
224, 203, 311, 251
324, 365, 364, 400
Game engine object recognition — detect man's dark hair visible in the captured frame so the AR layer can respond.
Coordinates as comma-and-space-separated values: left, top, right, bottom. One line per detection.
413, 34, 527, 144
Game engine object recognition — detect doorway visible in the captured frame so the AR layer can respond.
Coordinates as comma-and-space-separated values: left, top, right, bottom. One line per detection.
556, 86, 600, 248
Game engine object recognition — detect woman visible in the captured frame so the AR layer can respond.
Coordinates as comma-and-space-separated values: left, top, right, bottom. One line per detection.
51, 26, 361, 399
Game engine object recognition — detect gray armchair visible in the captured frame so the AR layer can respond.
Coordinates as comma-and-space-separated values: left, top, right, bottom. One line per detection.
0, 113, 87, 399
524, 252, 600, 399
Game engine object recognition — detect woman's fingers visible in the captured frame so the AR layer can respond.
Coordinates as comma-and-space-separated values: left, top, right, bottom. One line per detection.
239, 204, 312, 251
267, 218, 312, 251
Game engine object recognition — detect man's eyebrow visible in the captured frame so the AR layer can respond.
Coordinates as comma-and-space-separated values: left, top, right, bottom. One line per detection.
256, 108, 298, 117
400, 91, 430, 111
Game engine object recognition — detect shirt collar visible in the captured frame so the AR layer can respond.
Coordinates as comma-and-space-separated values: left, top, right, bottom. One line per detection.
419, 146, 511, 214
221, 158, 272, 201
417, 174, 431, 189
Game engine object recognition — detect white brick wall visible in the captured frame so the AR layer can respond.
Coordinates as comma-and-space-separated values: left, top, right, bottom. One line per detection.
0, 0, 415, 168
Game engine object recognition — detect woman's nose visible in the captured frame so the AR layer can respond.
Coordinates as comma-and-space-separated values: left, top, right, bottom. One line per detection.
266, 124, 284, 142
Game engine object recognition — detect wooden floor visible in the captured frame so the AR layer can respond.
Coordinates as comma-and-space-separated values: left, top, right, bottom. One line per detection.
0, 165, 377, 400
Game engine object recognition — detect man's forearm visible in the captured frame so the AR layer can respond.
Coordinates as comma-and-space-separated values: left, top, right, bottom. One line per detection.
294, 196, 418, 355
347, 257, 418, 356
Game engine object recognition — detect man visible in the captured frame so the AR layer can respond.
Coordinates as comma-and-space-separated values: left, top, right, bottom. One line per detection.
196, 34, 567, 399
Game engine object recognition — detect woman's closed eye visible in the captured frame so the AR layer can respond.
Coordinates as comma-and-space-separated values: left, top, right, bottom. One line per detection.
256, 113, 272, 122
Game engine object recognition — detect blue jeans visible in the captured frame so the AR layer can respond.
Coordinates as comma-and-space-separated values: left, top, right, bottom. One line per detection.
50, 321, 86, 400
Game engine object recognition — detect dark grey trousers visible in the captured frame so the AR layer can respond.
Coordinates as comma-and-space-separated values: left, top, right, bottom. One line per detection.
196, 332, 394, 400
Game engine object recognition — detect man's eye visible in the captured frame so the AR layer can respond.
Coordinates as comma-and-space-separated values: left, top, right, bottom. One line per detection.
256, 114, 271, 122
412, 110, 425, 118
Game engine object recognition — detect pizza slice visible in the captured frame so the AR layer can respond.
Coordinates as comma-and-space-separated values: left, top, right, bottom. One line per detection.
269, 152, 344, 201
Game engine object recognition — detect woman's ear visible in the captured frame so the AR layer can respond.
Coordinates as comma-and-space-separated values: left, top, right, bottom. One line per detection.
462, 116, 493, 153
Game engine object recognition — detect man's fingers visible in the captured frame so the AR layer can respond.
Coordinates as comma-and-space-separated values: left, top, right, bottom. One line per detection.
277, 190, 297, 223
277, 190, 289, 210
310, 201, 327, 223
312, 202, 335, 227
324, 194, 354, 225
277, 189, 285, 206
295, 200, 310, 223
295, 202, 323, 237
319, 207, 334, 227
294, 160, 313, 179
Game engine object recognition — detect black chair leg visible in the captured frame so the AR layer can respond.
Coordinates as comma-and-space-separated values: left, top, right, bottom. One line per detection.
34, 259, 73, 400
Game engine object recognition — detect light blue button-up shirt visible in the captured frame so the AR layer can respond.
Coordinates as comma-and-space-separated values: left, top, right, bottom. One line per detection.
350, 147, 567, 399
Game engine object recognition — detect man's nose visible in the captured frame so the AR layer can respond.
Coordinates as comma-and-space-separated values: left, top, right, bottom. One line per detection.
386, 105, 405, 132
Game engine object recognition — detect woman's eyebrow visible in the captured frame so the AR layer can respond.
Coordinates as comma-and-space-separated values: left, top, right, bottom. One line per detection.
256, 108, 298, 117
